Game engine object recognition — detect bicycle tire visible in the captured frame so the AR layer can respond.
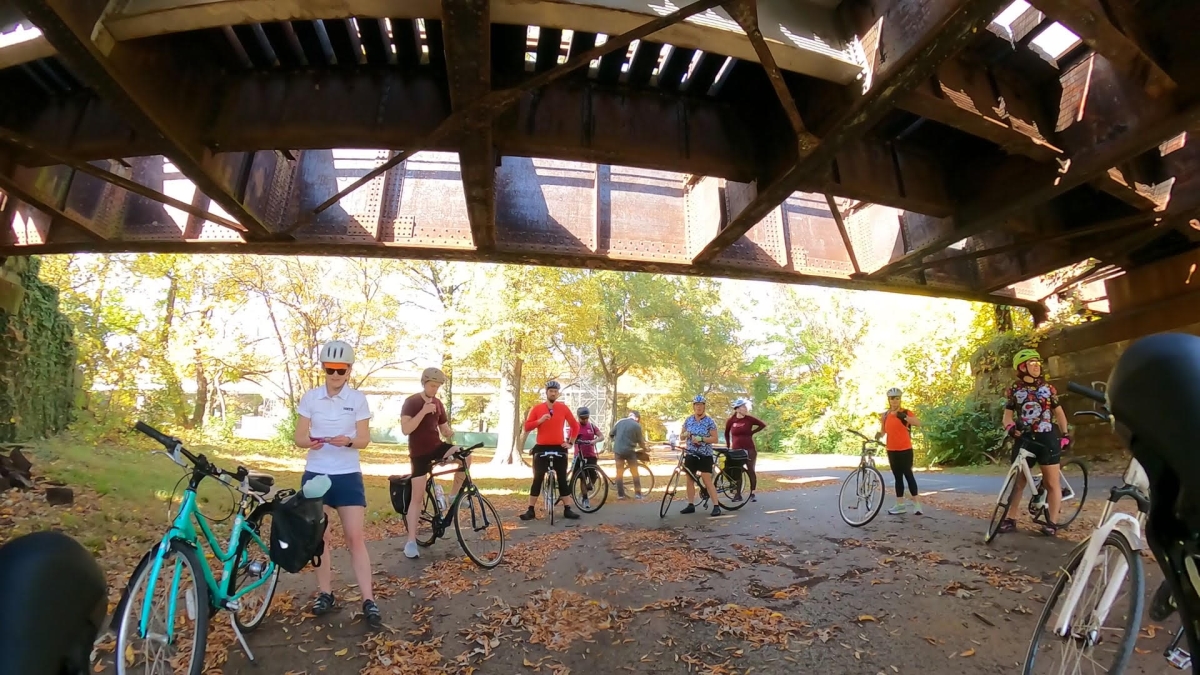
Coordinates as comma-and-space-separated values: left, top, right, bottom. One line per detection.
545, 472, 557, 526
839, 466, 885, 527
985, 472, 1018, 543
453, 491, 505, 569
573, 465, 608, 513
1022, 531, 1144, 674
229, 505, 280, 632
116, 540, 209, 675
660, 468, 682, 518
1054, 459, 1089, 527
415, 487, 440, 546
715, 469, 749, 510
637, 462, 656, 494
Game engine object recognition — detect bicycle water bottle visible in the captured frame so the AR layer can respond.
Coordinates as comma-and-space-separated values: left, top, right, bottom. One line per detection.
434, 484, 447, 511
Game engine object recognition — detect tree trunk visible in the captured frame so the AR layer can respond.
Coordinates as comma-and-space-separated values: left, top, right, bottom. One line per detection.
443, 351, 454, 423
605, 372, 619, 436
190, 351, 208, 428
492, 354, 524, 465
994, 304, 1014, 332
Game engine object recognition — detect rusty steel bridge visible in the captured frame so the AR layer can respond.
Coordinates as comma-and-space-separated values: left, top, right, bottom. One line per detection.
1, 0, 1199, 316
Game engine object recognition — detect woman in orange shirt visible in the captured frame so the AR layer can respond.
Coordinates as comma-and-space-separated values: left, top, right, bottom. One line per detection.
878, 388, 922, 515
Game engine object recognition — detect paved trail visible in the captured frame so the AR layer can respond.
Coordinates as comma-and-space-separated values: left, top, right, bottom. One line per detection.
185, 479, 1175, 675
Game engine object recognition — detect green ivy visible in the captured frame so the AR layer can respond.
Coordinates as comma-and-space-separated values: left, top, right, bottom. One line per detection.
0, 257, 78, 442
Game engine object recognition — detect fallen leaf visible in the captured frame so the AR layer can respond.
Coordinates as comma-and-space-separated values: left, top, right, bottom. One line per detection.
334, 648, 348, 657
960, 648, 975, 657
1135, 648, 1151, 655
857, 615, 877, 623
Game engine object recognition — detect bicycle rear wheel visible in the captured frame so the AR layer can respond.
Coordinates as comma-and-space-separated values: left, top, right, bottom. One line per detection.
412, 486, 440, 546
659, 468, 682, 518
116, 540, 209, 675
839, 466, 885, 527
985, 472, 1018, 543
1055, 459, 1089, 527
715, 469, 749, 510
1022, 531, 1143, 674
229, 505, 280, 632
453, 490, 505, 568
637, 462, 656, 494
572, 465, 608, 513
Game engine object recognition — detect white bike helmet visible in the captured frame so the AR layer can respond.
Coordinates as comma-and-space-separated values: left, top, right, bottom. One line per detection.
886, 387, 902, 398
319, 340, 355, 364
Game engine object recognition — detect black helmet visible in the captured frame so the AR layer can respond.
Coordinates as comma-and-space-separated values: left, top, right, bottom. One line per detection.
545, 380, 561, 391
577, 407, 590, 417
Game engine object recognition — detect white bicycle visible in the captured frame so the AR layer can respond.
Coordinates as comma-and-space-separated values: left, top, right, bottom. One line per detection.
1022, 382, 1193, 673
984, 429, 1089, 543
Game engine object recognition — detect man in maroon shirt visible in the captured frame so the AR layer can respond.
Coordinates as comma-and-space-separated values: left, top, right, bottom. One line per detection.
400, 367, 460, 559
724, 398, 767, 502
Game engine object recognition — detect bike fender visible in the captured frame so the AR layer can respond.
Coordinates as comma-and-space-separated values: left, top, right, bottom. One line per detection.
1110, 513, 1145, 550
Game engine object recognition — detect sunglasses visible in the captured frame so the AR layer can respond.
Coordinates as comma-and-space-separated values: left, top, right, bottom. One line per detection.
324, 367, 348, 376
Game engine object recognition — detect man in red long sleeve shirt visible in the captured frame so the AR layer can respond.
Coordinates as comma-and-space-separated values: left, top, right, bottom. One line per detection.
519, 380, 582, 521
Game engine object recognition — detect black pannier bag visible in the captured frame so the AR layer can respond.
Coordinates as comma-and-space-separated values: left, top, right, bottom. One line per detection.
269, 489, 327, 574
723, 449, 749, 483
389, 475, 413, 515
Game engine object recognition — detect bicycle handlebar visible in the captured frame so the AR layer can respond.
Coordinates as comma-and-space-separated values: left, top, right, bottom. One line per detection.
1068, 381, 1106, 404
846, 429, 879, 445
135, 421, 249, 483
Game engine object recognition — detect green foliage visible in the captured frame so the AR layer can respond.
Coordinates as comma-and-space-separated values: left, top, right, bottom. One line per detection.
0, 257, 77, 442
916, 393, 1006, 466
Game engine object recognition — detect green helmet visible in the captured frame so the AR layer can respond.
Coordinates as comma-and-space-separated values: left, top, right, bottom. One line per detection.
1012, 348, 1042, 371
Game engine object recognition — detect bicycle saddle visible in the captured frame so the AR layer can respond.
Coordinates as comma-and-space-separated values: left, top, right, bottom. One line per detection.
0, 531, 107, 675
1107, 332, 1200, 528
248, 473, 275, 494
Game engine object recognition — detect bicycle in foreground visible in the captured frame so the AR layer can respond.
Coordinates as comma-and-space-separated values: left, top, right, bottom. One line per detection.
115, 422, 280, 675
392, 442, 505, 568
1023, 382, 1191, 673
659, 445, 748, 517
984, 428, 1090, 543
838, 429, 887, 527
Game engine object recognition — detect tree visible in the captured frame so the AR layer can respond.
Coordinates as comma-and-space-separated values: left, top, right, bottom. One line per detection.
396, 261, 473, 414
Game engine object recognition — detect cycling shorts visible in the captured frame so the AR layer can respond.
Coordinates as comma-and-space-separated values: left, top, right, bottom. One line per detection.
1011, 432, 1061, 467
684, 454, 714, 475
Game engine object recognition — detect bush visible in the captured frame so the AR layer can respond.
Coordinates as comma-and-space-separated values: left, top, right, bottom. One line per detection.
916, 394, 1005, 466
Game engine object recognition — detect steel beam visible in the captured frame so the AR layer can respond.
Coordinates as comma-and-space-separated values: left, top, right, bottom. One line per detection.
0, 154, 107, 241
1029, 0, 1176, 98
441, 0, 496, 250
13, 0, 280, 240
691, 0, 1009, 264
0, 128, 245, 233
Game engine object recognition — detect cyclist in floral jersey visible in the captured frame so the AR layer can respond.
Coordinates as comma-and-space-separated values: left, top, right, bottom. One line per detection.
998, 349, 1071, 536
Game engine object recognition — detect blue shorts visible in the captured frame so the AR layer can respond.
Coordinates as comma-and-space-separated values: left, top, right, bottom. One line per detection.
302, 471, 367, 508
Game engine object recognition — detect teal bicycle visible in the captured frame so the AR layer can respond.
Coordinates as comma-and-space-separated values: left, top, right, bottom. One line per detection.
115, 422, 281, 674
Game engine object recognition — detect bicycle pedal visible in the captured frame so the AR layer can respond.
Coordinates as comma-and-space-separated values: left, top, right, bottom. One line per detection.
1167, 648, 1191, 669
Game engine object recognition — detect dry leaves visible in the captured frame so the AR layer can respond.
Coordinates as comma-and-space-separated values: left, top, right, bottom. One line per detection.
480, 589, 631, 652
688, 599, 816, 650
610, 529, 740, 583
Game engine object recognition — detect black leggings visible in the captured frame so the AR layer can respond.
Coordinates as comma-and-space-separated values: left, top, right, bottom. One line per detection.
530, 447, 570, 499
746, 448, 758, 492
888, 449, 919, 498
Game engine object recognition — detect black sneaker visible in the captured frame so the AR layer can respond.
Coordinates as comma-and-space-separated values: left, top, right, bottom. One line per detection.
312, 592, 335, 616
519, 506, 536, 521
1150, 580, 1177, 621
563, 506, 581, 520
680, 504, 696, 514
710, 505, 722, 517
363, 600, 383, 629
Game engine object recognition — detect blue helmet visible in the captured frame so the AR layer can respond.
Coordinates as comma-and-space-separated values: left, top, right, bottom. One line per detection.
577, 406, 590, 417
545, 380, 561, 390
692, 395, 706, 404
732, 398, 748, 409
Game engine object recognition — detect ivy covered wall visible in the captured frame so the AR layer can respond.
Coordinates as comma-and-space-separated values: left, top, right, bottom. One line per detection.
0, 257, 77, 441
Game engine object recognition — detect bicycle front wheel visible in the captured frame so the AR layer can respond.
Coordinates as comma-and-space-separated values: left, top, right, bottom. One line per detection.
116, 540, 209, 675
839, 466, 885, 527
660, 468, 682, 518
545, 473, 557, 525
985, 472, 1018, 543
1055, 459, 1089, 527
1023, 531, 1144, 674
453, 490, 505, 568
229, 505, 280, 632
572, 465, 608, 513
715, 469, 749, 510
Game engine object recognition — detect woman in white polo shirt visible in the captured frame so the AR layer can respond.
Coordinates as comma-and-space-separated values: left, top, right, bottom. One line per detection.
292, 340, 380, 629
